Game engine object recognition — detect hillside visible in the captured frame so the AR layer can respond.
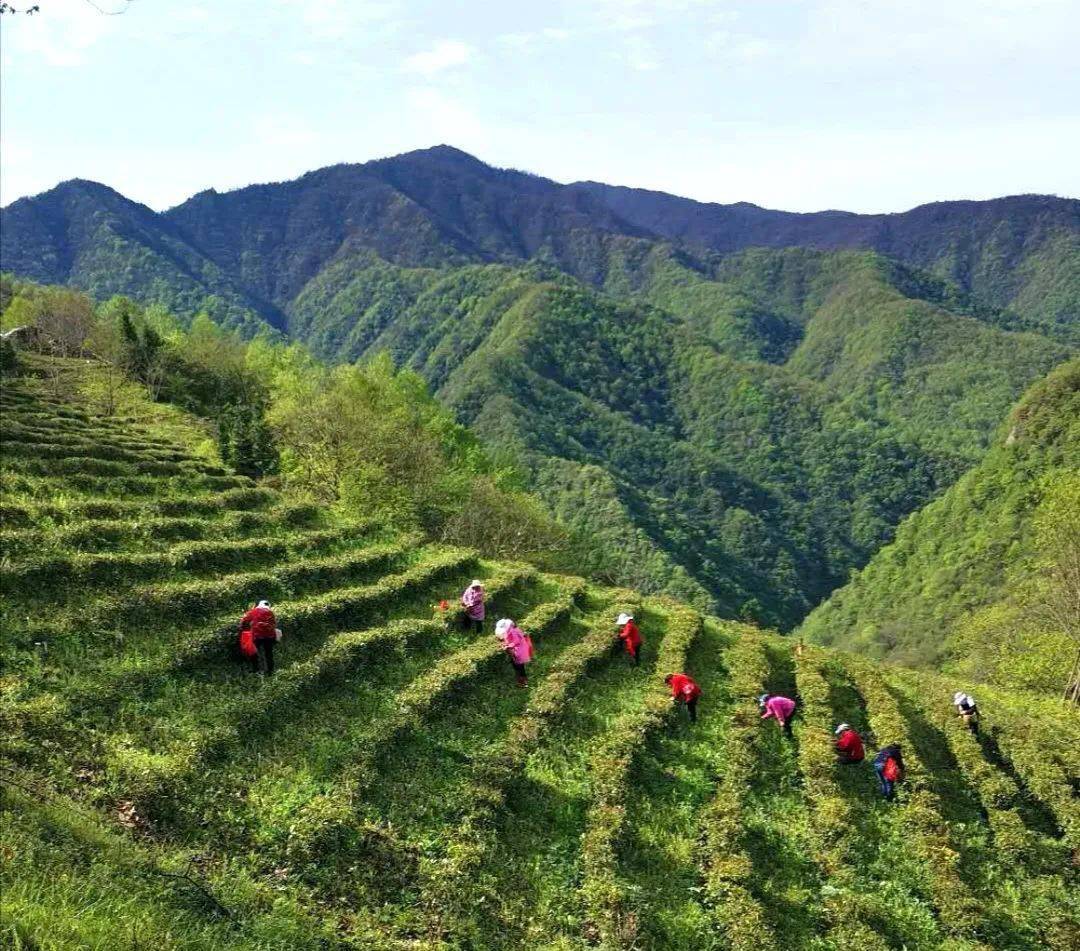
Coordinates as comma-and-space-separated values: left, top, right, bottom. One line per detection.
574, 183, 1080, 344
2, 356, 1078, 949
1, 149, 1076, 626
0, 180, 284, 336
175, 240, 1071, 625
5, 147, 1079, 342
800, 358, 1080, 685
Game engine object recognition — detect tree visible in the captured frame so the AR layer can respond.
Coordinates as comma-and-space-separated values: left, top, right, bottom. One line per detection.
219, 403, 279, 478
19, 287, 96, 357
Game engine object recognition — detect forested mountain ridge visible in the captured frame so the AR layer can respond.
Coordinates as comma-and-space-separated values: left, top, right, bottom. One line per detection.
1, 146, 1076, 625
0, 179, 285, 335
4, 145, 1078, 340
574, 181, 1080, 343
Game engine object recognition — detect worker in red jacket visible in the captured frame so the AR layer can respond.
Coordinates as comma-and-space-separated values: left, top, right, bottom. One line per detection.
834, 723, 865, 764
665, 673, 701, 722
240, 599, 280, 676
616, 612, 642, 666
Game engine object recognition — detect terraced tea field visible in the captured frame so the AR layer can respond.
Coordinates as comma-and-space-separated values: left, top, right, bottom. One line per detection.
2, 361, 1078, 950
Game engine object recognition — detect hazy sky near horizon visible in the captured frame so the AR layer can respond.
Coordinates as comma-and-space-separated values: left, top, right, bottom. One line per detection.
2, 0, 1078, 213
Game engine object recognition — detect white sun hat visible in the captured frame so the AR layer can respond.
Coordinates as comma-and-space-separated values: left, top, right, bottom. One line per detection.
471, 580, 483, 588
835, 723, 850, 735
616, 613, 633, 625
257, 600, 271, 609
495, 618, 513, 638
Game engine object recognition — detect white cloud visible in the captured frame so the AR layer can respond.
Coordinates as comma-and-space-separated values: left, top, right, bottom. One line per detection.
402, 39, 473, 75
404, 86, 489, 146
497, 32, 534, 48
587, 0, 713, 31
708, 31, 774, 61
293, 0, 401, 42
802, 0, 1079, 67
497, 28, 572, 49
251, 115, 318, 151
4, 0, 113, 68
622, 35, 660, 70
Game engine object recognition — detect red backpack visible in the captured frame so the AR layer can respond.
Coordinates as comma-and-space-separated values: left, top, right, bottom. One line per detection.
238, 627, 257, 658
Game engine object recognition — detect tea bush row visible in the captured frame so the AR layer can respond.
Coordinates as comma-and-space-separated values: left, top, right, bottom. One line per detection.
843, 656, 990, 948
0, 508, 351, 559
579, 601, 702, 949
423, 589, 640, 942
7, 548, 484, 790
0, 487, 281, 530
285, 577, 584, 867
2, 455, 229, 482
978, 704, 1079, 854
1, 435, 197, 467
792, 646, 896, 950
124, 619, 447, 816
2, 521, 379, 598
123, 566, 538, 814
47, 536, 422, 640
0, 470, 252, 499
696, 628, 778, 951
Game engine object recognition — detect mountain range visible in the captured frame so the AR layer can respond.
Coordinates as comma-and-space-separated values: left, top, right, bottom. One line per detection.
2, 145, 1077, 633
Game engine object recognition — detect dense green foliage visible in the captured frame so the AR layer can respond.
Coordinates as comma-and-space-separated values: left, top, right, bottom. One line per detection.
801, 359, 1080, 687
2, 360, 1078, 948
0, 282, 565, 566
2, 148, 1076, 627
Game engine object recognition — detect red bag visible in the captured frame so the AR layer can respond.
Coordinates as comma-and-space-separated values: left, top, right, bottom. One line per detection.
883, 758, 901, 782
239, 628, 257, 659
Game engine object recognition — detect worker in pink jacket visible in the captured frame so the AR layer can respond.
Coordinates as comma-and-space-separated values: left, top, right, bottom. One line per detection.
759, 693, 797, 735
461, 580, 486, 634
496, 617, 534, 687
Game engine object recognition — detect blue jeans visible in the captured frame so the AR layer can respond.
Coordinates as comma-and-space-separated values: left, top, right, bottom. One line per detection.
874, 762, 895, 800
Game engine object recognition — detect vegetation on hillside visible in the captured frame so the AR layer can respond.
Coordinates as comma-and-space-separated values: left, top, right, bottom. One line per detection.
801, 358, 1080, 693
1, 147, 1075, 631
0, 276, 564, 568
3, 232, 1071, 632
2, 347, 1078, 948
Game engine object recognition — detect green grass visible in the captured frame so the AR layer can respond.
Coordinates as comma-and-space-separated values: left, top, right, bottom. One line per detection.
4, 362, 1078, 949
617, 618, 737, 950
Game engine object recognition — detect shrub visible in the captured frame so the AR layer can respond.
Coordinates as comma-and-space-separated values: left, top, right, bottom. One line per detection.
285, 575, 584, 867
697, 628, 778, 951
580, 601, 702, 948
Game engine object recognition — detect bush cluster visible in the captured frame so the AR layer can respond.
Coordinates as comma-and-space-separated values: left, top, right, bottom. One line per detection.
579, 601, 702, 948
696, 629, 778, 951
423, 589, 641, 941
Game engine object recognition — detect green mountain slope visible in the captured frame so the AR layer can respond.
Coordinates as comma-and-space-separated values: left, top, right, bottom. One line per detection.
2, 360, 1078, 950
0, 180, 282, 335
800, 358, 1080, 681
575, 182, 1080, 343
285, 246, 1065, 627
1, 149, 1075, 627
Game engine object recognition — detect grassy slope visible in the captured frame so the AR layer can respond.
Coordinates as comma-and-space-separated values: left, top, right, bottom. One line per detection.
2, 358, 1077, 950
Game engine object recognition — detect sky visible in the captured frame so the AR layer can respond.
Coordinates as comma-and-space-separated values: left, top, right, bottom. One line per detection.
1, 0, 1078, 213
